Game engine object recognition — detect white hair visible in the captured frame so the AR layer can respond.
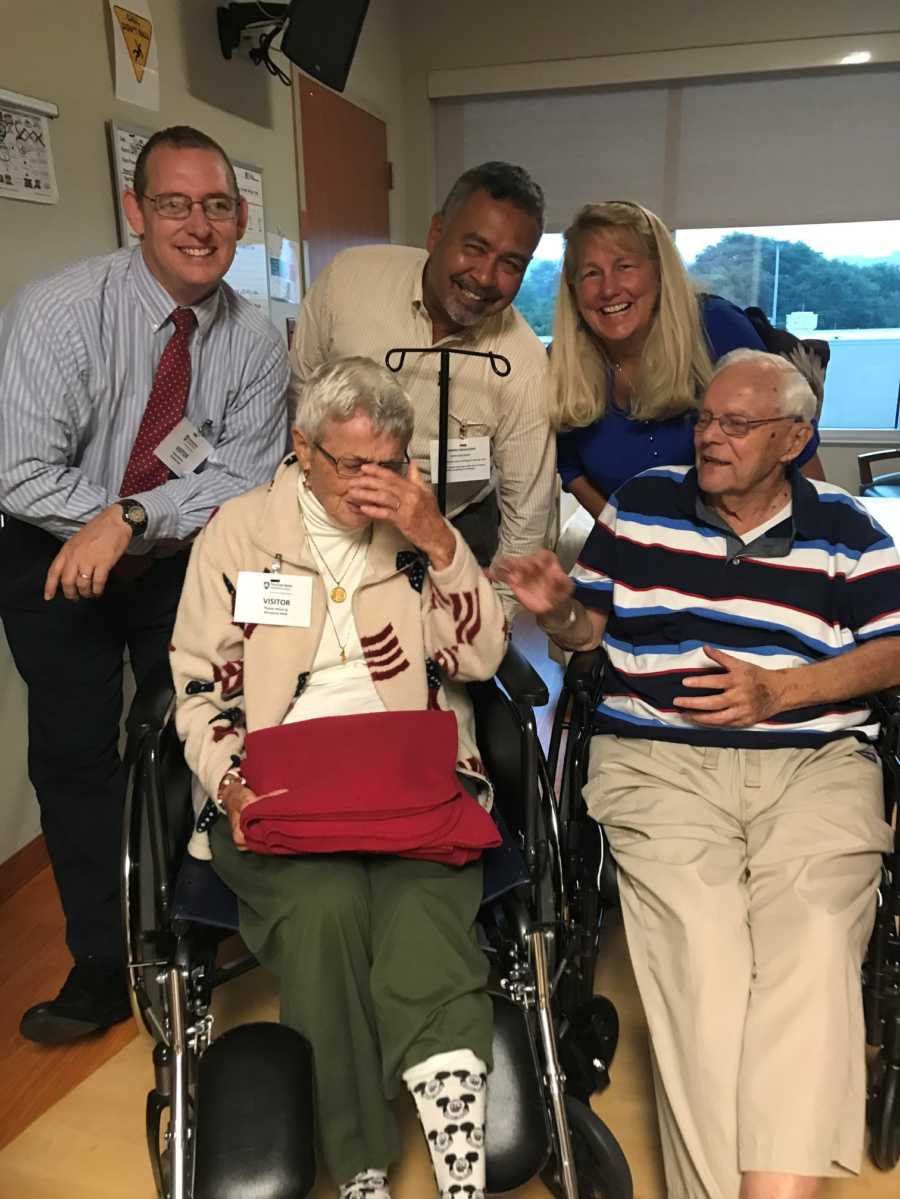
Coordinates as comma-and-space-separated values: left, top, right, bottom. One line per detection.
711, 349, 817, 421
291, 357, 414, 446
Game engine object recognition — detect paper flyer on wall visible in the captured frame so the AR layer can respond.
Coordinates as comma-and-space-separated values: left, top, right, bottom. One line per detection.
109, 0, 160, 110
225, 164, 270, 314
267, 234, 301, 305
110, 123, 153, 246
0, 106, 58, 204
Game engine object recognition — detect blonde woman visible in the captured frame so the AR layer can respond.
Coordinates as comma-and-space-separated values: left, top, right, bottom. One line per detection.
551, 201, 822, 521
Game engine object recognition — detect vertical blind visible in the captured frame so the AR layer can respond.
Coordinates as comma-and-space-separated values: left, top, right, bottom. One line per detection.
433, 66, 900, 231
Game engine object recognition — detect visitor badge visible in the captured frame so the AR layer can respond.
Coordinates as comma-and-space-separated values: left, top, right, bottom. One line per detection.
234, 573, 312, 627
428, 436, 491, 483
154, 417, 213, 477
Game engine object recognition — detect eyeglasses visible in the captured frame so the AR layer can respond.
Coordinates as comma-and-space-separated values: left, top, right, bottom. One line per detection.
314, 442, 409, 478
691, 411, 804, 439
140, 192, 240, 221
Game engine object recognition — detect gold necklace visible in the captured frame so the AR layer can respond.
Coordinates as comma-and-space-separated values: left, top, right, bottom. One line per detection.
320, 596, 349, 663
305, 527, 369, 603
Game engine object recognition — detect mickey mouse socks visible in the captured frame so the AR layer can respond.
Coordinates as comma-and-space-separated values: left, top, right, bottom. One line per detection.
403, 1048, 488, 1199
337, 1168, 391, 1199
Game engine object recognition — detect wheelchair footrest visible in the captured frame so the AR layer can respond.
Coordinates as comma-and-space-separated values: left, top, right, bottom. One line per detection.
485, 992, 551, 1192
194, 1022, 316, 1199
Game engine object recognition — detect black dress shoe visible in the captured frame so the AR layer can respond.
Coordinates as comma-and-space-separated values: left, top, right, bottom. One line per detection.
20, 960, 132, 1045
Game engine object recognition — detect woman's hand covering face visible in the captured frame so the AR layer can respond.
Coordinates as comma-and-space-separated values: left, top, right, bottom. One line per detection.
347, 460, 457, 570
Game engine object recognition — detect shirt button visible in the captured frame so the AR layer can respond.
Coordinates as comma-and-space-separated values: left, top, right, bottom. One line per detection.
649, 435, 654, 442
653, 450, 659, 457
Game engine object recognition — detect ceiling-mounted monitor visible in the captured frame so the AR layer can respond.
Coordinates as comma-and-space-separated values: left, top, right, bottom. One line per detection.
280, 0, 370, 93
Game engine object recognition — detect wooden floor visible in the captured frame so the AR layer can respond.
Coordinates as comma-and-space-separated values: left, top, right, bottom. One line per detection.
0, 865, 136, 1151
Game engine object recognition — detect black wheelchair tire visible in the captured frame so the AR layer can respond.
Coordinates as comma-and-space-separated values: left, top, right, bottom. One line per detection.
869, 1057, 900, 1171
542, 1095, 633, 1199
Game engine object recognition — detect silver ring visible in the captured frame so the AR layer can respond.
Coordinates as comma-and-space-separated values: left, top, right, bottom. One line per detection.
78, 572, 91, 579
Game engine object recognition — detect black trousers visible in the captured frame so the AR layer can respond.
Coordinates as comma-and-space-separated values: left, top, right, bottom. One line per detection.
0, 517, 189, 966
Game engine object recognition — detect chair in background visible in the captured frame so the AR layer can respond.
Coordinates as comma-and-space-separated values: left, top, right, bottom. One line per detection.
859, 450, 900, 498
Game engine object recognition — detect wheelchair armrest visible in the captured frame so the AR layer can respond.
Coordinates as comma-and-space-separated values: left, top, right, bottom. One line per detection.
563, 649, 607, 703
876, 688, 900, 716
126, 658, 177, 741
496, 642, 549, 708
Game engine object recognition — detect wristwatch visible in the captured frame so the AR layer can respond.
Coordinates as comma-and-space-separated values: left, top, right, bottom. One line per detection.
117, 498, 149, 538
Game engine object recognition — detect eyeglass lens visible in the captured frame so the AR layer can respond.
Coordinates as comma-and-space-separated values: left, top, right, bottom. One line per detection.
149, 193, 238, 220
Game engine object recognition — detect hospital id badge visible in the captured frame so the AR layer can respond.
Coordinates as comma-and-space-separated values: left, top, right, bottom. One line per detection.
154, 417, 213, 477
428, 436, 491, 483
234, 573, 312, 627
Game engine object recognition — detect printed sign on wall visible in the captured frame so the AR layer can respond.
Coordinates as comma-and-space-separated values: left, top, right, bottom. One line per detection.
109, 0, 159, 110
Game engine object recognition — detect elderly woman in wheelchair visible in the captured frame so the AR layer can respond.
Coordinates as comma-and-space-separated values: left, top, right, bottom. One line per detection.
170, 357, 507, 1199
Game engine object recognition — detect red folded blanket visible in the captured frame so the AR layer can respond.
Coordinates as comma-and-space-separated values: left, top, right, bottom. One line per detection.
239, 710, 500, 865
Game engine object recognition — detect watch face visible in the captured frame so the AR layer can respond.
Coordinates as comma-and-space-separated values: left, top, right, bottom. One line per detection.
120, 500, 147, 532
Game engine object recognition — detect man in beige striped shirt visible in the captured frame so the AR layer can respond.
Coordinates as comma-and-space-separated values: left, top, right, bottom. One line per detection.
291, 162, 555, 616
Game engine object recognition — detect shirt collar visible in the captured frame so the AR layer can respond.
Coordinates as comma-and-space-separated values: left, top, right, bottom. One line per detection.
410, 249, 500, 348
130, 245, 223, 338
677, 465, 819, 554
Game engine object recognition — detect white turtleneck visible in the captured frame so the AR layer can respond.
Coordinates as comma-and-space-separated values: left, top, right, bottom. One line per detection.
283, 477, 387, 725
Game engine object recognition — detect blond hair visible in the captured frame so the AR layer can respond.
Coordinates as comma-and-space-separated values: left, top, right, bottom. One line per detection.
550, 202, 713, 429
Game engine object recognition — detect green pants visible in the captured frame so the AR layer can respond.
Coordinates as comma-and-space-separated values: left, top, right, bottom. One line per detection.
210, 820, 493, 1185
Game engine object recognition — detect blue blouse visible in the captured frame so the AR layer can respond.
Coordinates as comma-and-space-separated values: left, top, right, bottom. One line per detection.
556, 295, 819, 497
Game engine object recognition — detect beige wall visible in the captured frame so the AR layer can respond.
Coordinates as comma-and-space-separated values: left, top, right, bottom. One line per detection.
0, 0, 409, 867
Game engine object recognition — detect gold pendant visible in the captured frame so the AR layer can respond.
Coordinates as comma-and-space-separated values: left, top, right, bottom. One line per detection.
330, 586, 347, 603
339, 648, 347, 663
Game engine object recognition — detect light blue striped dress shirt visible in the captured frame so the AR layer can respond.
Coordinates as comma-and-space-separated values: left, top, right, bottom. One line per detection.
0, 247, 290, 545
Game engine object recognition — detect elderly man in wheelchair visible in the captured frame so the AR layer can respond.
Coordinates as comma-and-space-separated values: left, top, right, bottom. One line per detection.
497, 349, 900, 1199
150, 355, 630, 1199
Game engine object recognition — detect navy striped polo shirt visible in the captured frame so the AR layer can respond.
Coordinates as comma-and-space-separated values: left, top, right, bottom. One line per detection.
572, 465, 900, 748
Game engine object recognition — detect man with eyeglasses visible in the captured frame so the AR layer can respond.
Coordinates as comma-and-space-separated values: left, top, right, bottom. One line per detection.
496, 349, 900, 1199
291, 162, 555, 616
0, 124, 289, 1043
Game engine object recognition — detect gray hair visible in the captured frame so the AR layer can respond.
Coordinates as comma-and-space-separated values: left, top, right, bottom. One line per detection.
712, 348, 818, 421
292, 357, 414, 447
440, 161, 545, 231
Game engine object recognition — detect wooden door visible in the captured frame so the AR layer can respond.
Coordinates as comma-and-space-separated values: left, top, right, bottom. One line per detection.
296, 74, 391, 284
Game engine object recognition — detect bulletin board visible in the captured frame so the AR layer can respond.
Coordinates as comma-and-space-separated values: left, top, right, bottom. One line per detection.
106, 120, 270, 314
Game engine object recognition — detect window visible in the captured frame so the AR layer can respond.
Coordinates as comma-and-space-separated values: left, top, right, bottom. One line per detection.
514, 234, 563, 344
514, 224, 900, 434
677, 222, 900, 432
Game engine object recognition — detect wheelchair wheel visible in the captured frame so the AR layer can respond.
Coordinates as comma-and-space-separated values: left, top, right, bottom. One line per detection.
868, 1052, 900, 1171
542, 1095, 633, 1199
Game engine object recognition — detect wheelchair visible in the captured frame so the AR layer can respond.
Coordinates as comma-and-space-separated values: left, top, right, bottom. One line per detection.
865, 695, 900, 1171
121, 646, 634, 1199
551, 649, 900, 1176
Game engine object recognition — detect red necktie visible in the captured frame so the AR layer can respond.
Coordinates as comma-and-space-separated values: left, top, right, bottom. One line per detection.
120, 307, 197, 496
